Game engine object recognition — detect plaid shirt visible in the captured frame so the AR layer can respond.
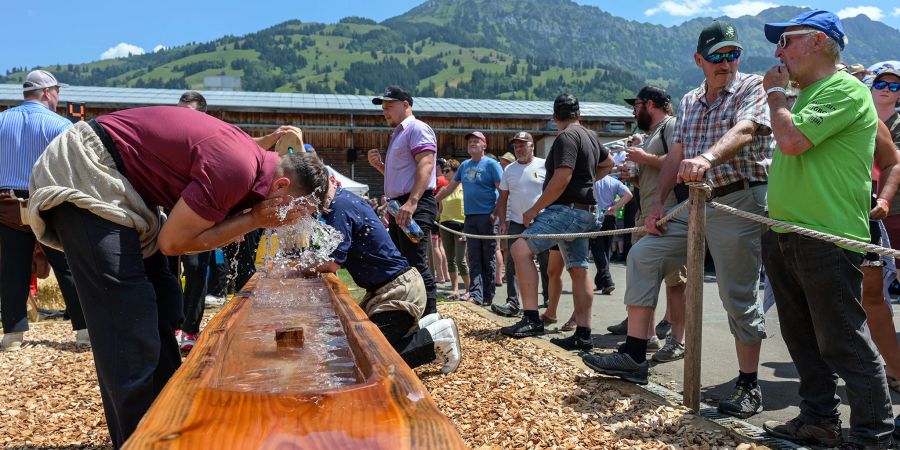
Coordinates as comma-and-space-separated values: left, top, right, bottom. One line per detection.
672, 71, 774, 188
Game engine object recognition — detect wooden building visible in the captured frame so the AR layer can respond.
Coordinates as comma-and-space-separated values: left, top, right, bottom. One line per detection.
0, 85, 635, 196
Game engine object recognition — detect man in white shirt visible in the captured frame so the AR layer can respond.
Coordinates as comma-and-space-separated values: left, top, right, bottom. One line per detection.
492, 132, 548, 317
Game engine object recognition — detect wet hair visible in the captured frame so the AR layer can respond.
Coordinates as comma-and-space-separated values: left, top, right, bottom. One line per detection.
446, 159, 461, 171
178, 91, 208, 112
278, 153, 330, 210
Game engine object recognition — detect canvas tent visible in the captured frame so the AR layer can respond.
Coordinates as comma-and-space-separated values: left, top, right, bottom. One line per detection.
327, 166, 369, 197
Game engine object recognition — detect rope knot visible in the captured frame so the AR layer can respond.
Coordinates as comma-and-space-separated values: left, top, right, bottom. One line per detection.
685, 181, 712, 201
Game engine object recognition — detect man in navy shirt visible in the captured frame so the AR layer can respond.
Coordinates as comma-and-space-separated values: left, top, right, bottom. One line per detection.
305, 156, 461, 373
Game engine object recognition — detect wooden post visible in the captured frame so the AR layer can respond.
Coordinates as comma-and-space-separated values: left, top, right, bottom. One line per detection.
683, 184, 707, 412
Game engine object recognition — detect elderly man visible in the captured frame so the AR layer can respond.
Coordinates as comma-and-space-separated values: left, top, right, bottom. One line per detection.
368, 86, 439, 316
0, 70, 87, 350
583, 21, 772, 420
759, 11, 896, 448
491, 132, 549, 317
27, 106, 310, 447
500, 94, 611, 352
437, 131, 503, 307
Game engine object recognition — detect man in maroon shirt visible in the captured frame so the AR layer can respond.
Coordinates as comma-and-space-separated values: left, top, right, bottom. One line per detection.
26, 106, 312, 448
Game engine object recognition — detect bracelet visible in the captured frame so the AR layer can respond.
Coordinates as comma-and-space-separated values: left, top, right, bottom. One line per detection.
766, 87, 787, 97
699, 152, 716, 166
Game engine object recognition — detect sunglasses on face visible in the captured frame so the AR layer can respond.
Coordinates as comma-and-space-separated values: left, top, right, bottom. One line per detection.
874, 81, 900, 92
703, 49, 741, 64
777, 30, 818, 49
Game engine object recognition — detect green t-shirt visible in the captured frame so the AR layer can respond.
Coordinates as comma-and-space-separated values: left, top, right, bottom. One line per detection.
768, 71, 877, 252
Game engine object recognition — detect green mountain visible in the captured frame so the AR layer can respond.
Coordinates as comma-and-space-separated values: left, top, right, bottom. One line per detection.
2, 1, 898, 104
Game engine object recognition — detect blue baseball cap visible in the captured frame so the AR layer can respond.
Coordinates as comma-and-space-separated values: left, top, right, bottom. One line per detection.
764, 10, 847, 50
303, 143, 315, 153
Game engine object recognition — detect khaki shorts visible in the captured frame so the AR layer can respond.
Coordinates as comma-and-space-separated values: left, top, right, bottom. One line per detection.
361, 267, 427, 334
633, 226, 686, 288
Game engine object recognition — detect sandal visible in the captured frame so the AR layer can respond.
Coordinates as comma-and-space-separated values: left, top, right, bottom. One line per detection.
540, 312, 558, 325
560, 316, 577, 332
447, 293, 460, 301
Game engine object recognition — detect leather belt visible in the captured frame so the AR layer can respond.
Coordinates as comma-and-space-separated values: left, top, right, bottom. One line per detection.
555, 202, 598, 213
711, 180, 766, 199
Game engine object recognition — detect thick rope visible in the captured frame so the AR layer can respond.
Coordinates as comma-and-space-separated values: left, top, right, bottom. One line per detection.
434, 199, 691, 240
708, 201, 900, 259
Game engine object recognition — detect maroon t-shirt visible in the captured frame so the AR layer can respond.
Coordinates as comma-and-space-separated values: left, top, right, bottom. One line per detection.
96, 106, 278, 222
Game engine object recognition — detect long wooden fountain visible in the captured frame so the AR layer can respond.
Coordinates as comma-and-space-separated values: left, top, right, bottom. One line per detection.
123, 273, 467, 449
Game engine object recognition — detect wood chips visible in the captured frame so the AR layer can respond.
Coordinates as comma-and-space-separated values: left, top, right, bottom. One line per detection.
1, 301, 762, 449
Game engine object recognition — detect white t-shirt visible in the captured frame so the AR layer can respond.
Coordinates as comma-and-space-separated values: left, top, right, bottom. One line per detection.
499, 157, 546, 223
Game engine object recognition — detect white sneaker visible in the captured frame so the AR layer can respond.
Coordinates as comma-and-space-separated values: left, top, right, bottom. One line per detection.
205, 295, 226, 307
418, 313, 442, 329
1, 332, 24, 351
425, 318, 461, 374
647, 335, 664, 350
75, 329, 91, 346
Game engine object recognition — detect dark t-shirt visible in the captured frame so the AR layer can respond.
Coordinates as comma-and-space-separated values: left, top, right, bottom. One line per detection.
324, 188, 409, 291
545, 123, 608, 205
96, 106, 278, 222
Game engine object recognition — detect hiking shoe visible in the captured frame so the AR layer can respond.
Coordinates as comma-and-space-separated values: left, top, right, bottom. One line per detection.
419, 313, 442, 329
500, 317, 544, 338
655, 319, 672, 339
718, 382, 763, 419
427, 318, 461, 374
647, 335, 663, 350
550, 334, 593, 351
583, 352, 649, 385
651, 336, 685, 362
180, 332, 199, 352
763, 416, 842, 447
1, 332, 24, 352
600, 285, 616, 295
607, 318, 628, 335
491, 302, 521, 317
75, 329, 91, 346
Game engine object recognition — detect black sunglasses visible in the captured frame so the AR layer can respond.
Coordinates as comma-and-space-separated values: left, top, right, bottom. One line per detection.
703, 49, 742, 64
874, 81, 900, 92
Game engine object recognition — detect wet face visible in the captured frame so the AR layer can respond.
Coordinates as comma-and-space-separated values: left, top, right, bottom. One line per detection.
695, 45, 741, 88
381, 100, 407, 127
872, 74, 900, 108
467, 137, 485, 157
513, 140, 533, 161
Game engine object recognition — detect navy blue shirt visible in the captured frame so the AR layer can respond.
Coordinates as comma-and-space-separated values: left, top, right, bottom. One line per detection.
324, 189, 409, 291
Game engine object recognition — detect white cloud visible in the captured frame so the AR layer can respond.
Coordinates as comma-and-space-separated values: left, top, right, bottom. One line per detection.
836, 6, 884, 21
100, 42, 145, 60
892, 7, 900, 17
645, 0, 712, 17
152, 44, 168, 53
720, 1, 779, 18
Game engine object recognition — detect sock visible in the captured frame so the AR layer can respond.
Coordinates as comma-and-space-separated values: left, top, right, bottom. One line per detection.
622, 336, 648, 363
575, 326, 591, 340
738, 370, 758, 387
523, 310, 540, 323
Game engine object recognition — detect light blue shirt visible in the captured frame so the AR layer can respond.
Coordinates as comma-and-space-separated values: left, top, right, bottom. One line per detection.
453, 157, 503, 215
593, 176, 629, 214
0, 100, 71, 190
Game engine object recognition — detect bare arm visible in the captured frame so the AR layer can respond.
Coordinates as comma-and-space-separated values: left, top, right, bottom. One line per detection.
436, 179, 461, 203
494, 189, 510, 233
625, 147, 665, 169
253, 126, 293, 150
367, 149, 386, 175
596, 154, 615, 179
678, 120, 757, 183
606, 188, 634, 216
644, 141, 685, 236
872, 121, 900, 219
767, 93, 813, 155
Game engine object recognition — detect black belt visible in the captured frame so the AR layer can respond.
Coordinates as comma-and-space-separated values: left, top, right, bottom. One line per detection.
554, 202, 598, 213
87, 120, 128, 179
711, 180, 766, 199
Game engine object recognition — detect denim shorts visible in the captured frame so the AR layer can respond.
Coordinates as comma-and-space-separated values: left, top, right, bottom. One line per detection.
523, 205, 601, 269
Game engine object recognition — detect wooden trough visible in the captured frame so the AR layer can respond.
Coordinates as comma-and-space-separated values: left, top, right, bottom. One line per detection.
124, 273, 467, 449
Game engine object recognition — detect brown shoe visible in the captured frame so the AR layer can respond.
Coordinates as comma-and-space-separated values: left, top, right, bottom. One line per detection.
561, 316, 577, 332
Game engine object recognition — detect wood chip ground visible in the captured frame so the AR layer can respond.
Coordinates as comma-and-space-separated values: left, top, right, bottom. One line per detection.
1, 294, 764, 449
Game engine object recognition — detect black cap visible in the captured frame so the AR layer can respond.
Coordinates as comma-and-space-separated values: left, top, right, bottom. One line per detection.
697, 21, 742, 57
372, 85, 413, 106
553, 93, 579, 120
625, 86, 672, 108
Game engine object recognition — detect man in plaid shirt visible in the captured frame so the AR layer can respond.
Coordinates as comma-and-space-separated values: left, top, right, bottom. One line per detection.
583, 21, 773, 420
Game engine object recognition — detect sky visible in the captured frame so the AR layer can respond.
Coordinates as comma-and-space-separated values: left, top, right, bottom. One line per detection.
2, 0, 899, 74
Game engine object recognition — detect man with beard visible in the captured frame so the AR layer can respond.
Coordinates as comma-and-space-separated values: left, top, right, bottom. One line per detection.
583, 22, 772, 421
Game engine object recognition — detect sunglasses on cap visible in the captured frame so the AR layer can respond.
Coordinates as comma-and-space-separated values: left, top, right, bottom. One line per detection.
874, 81, 900, 92
777, 30, 819, 49
703, 49, 741, 64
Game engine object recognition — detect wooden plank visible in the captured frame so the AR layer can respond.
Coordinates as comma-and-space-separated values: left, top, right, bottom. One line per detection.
683, 185, 707, 413
124, 273, 468, 449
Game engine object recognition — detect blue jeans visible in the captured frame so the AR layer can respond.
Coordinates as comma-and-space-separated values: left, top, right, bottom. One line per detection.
463, 214, 496, 304
763, 230, 893, 446
524, 205, 601, 269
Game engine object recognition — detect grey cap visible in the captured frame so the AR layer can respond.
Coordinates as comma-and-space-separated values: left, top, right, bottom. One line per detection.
23, 70, 68, 92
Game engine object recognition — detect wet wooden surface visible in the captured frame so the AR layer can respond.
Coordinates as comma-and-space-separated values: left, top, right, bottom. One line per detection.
123, 273, 467, 449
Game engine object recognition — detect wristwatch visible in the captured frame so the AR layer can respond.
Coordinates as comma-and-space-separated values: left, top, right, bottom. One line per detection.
699, 152, 716, 166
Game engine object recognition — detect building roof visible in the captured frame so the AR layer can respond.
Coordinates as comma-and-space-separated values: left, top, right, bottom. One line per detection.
0, 84, 634, 120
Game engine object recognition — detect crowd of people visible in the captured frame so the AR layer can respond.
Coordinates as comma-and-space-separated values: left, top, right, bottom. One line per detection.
1, 7, 900, 450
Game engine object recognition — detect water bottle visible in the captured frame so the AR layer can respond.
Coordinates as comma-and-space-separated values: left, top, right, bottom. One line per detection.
387, 200, 425, 243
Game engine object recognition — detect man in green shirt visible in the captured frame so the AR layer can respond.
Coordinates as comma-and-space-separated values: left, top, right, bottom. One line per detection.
760, 10, 895, 448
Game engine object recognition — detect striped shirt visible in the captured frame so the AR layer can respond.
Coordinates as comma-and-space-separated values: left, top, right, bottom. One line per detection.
0, 101, 71, 190
672, 72, 774, 188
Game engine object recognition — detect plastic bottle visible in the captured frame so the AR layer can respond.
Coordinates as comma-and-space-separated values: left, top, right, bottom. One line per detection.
386, 200, 425, 243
